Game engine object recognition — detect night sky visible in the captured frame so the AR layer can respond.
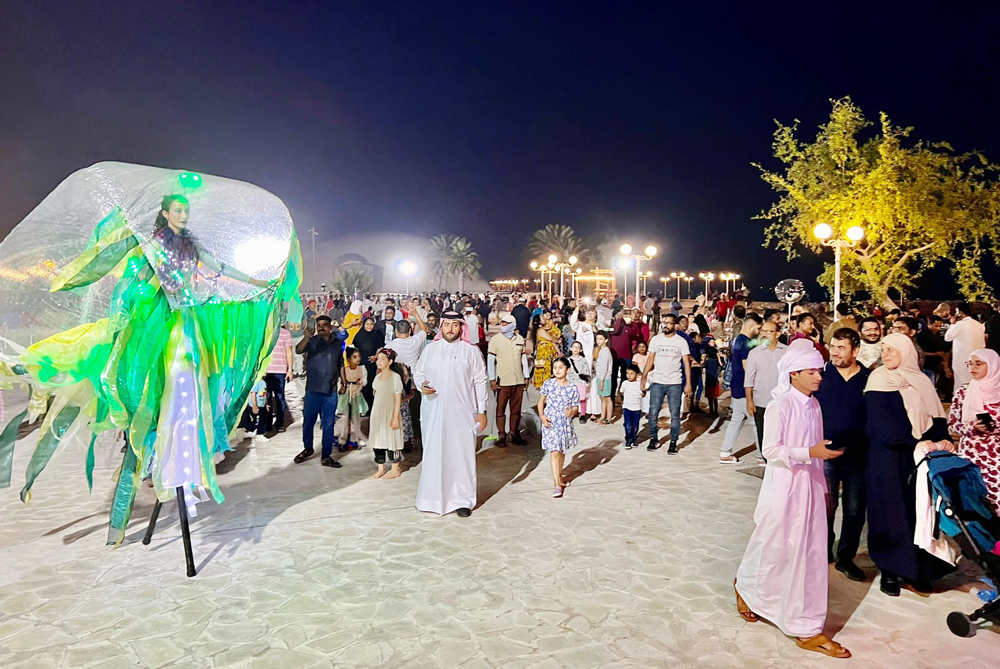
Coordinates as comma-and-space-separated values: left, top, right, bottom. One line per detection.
3, 1, 999, 298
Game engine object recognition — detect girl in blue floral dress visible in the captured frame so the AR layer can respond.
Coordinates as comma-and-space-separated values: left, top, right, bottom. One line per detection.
538, 357, 580, 498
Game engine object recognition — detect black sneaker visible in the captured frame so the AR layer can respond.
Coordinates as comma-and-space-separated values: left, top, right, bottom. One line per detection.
647, 441, 661, 451
510, 435, 528, 446
624, 443, 634, 450
667, 441, 679, 454
879, 573, 900, 597
293, 449, 314, 464
320, 457, 342, 468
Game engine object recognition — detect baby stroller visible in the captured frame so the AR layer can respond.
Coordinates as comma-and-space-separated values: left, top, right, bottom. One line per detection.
912, 451, 1000, 637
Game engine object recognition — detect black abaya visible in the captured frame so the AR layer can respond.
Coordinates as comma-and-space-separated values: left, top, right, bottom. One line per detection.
865, 390, 954, 582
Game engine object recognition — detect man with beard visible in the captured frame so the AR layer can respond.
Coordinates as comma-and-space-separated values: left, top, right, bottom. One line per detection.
414, 311, 489, 517
814, 328, 870, 582
857, 317, 883, 369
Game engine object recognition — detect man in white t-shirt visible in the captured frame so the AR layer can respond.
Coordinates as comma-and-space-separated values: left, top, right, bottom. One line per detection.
641, 313, 692, 454
464, 304, 481, 346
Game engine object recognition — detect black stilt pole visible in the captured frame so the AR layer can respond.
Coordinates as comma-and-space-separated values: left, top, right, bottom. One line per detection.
142, 500, 163, 545
175, 486, 197, 577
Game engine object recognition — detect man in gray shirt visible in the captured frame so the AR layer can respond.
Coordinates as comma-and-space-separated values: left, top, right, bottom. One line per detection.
744, 320, 787, 451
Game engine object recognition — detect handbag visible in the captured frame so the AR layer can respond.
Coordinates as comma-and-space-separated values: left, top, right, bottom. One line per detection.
569, 357, 591, 384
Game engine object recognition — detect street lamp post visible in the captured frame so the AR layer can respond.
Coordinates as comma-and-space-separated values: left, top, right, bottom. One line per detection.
684, 275, 694, 299
660, 276, 669, 296
620, 243, 657, 307
814, 223, 865, 312
670, 271, 687, 300
698, 271, 714, 298
399, 261, 418, 295
307, 227, 319, 293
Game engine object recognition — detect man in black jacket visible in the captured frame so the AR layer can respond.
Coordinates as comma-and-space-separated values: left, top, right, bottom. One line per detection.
511, 296, 531, 339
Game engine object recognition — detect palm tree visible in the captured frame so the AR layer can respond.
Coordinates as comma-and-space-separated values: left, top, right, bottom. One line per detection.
331, 268, 373, 298
528, 224, 590, 264
429, 234, 456, 291
447, 237, 481, 294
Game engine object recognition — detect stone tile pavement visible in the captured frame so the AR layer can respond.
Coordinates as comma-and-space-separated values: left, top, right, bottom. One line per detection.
0, 385, 997, 668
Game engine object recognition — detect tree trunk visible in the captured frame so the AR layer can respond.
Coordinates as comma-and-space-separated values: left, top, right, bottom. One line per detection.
458, 273, 465, 293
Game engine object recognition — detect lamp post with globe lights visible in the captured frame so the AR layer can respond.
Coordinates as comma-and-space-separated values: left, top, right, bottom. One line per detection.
683, 275, 694, 299
670, 271, 687, 300
660, 276, 669, 297
813, 223, 865, 313
698, 271, 715, 298
620, 243, 657, 307
545, 255, 578, 297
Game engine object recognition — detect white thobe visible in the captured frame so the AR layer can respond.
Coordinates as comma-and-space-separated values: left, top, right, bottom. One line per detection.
736, 387, 828, 637
568, 310, 596, 362
413, 338, 489, 514
945, 317, 986, 387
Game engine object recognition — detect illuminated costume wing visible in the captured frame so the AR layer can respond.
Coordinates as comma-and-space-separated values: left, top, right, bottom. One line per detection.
0, 162, 303, 544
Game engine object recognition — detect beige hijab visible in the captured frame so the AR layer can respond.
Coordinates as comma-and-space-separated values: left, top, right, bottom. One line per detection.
865, 332, 945, 439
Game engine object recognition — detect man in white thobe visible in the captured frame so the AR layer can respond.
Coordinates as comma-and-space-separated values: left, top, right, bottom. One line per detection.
734, 339, 850, 658
945, 302, 986, 387
414, 311, 488, 517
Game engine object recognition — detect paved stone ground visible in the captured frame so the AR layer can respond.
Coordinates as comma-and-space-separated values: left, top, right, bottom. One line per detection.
0, 381, 997, 668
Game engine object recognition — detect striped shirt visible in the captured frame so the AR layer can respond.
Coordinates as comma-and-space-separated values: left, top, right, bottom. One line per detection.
266, 328, 293, 374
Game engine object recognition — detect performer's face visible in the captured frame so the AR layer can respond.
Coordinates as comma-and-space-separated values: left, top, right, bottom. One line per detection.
163, 200, 189, 232
441, 319, 462, 342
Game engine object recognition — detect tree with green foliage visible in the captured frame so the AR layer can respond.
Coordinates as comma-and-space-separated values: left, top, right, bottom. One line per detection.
528, 224, 591, 265
447, 237, 481, 293
757, 97, 1000, 305
332, 267, 373, 297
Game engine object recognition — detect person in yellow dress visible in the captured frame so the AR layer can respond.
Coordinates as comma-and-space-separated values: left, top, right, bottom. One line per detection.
531, 311, 563, 388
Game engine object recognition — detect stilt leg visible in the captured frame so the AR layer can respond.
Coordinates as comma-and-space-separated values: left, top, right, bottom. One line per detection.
175, 486, 197, 577
142, 500, 163, 546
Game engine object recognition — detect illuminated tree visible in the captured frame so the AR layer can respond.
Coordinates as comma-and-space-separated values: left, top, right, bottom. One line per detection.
758, 97, 1000, 305
429, 234, 456, 290
331, 268, 373, 298
447, 237, 481, 294
528, 225, 590, 264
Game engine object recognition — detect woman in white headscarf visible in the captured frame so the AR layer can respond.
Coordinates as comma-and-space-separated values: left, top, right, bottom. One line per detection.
948, 348, 1000, 514
864, 332, 955, 597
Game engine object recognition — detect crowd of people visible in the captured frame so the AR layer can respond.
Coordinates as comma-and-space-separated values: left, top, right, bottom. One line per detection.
238, 287, 1000, 659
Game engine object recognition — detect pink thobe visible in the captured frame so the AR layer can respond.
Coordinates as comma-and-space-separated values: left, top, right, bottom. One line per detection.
735, 387, 828, 637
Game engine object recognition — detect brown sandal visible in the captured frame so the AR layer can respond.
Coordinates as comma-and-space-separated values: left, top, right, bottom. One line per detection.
734, 579, 757, 623
795, 634, 851, 659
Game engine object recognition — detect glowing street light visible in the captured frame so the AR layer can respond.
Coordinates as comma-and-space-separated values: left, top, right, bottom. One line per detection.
698, 271, 715, 297
620, 243, 657, 307
813, 223, 865, 312
660, 276, 669, 295
683, 275, 694, 299
670, 271, 687, 300
398, 260, 418, 294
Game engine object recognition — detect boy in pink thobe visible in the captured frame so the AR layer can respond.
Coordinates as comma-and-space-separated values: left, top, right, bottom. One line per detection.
735, 339, 851, 659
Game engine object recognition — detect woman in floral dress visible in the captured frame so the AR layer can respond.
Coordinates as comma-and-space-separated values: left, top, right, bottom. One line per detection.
947, 348, 1000, 514
538, 357, 580, 498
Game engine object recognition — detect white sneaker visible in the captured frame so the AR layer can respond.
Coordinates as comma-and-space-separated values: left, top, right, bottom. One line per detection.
255, 434, 270, 443
235, 428, 247, 441
719, 455, 739, 465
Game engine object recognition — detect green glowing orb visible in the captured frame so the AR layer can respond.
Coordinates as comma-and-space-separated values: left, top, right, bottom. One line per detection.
179, 172, 203, 189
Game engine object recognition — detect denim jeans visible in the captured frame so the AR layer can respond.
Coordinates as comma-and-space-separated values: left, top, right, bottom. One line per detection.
303, 391, 339, 457
263, 373, 288, 430
720, 396, 759, 458
647, 383, 683, 445
824, 455, 867, 563
690, 367, 704, 402
622, 408, 641, 446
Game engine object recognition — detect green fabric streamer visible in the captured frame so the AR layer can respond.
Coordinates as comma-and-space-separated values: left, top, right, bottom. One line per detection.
0, 409, 29, 489
20, 405, 81, 502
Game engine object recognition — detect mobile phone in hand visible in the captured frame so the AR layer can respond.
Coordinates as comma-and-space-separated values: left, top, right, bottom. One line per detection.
977, 412, 996, 431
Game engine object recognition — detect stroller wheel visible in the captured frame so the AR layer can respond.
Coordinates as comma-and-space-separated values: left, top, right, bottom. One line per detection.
947, 611, 976, 638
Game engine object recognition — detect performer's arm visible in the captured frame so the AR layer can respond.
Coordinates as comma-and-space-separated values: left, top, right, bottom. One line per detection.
199, 247, 270, 287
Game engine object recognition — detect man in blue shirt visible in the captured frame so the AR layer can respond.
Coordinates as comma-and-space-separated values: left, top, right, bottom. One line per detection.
719, 313, 762, 464
814, 327, 870, 582
294, 315, 345, 468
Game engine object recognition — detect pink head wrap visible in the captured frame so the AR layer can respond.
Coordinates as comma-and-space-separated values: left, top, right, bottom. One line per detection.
962, 348, 1000, 423
771, 339, 825, 402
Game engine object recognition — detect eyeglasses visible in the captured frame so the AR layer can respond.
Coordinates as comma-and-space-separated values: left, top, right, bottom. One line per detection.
966, 360, 987, 369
